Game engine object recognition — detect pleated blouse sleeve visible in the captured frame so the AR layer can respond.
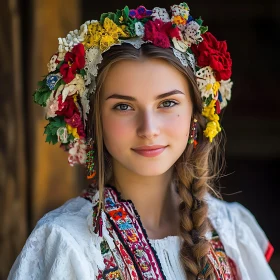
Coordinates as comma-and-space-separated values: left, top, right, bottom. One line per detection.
207, 195, 276, 280
8, 197, 99, 280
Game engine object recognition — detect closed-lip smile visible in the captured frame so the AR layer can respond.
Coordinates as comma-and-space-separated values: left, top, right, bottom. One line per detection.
132, 145, 167, 151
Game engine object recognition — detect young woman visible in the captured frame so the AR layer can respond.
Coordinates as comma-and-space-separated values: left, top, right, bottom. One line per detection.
8, 3, 276, 280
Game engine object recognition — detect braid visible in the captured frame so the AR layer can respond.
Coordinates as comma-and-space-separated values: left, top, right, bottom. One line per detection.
175, 118, 215, 280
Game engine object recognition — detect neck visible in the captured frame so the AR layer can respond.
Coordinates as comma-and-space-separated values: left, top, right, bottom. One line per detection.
110, 161, 181, 239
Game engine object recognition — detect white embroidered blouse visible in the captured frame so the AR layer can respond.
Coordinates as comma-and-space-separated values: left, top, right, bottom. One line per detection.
8, 195, 276, 280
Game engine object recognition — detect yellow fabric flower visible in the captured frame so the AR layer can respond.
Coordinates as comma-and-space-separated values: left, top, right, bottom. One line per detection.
203, 120, 221, 142
84, 18, 129, 52
83, 22, 103, 49
172, 15, 187, 25
202, 99, 219, 122
213, 81, 221, 96
66, 124, 79, 139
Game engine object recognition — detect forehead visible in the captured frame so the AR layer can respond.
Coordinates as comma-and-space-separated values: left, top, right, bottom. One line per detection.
101, 58, 190, 100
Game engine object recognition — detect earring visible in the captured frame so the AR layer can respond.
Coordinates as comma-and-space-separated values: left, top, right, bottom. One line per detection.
188, 118, 198, 148
86, 138, 96, 179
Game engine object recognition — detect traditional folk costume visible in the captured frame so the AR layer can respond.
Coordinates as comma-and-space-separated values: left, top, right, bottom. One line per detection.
8, 2, 276, 279
9, 185, 275, 279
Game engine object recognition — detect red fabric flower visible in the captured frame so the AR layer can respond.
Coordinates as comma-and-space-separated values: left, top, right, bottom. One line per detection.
191, 32, 232, 81
56, 95, 79, 118
56, 98, 86, 138
65, 113, 86, 138
77, 125, 86, 138
65, 112, 82, 128
60, 44, 86, 83
144, 19, 180, 49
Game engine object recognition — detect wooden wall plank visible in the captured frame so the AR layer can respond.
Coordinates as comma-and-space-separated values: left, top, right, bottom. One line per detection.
0, 0, 27, 278
28, 0, 81, 224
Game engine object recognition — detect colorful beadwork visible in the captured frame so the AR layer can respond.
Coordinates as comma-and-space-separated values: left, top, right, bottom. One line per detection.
188, 118, 198, 147
86, 138, 96, 179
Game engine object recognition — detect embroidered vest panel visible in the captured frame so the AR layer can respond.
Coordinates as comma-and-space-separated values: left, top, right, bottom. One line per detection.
81, 185, 239, 280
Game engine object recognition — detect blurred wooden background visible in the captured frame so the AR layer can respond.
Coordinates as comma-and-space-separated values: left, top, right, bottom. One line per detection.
0, 0, 81, 278
1, 0, 279, 279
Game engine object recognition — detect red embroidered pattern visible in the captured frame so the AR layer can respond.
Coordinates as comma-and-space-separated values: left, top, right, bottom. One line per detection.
82, 186, 240, 280
210, 231, 239, 280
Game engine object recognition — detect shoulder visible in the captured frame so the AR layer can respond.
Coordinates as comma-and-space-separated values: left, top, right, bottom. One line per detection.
36, 196, 92, 233
207, 195, 272, 256
206, 194, 276, 280
8, 197, 97, 280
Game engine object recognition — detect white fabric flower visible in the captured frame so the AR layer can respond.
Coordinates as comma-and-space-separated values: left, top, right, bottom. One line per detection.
170, 3, 189, 18
172, 21, 202, 53
84, 47, 103, 86
81, 89, 90, 128
58, 22, 90, 55
172, 48, 188, 67
135, 22, 145, 38
219, 79, 233, 109
182, 21, 203, 46
68, 139, 87, 166
61, 74, 85, 102
57, 127, 69, 143
45, 96, 59, 118
196, 66, 220, 99
172, 37, 189, 52
47, 55, 58, 72
151, 7, 170, 22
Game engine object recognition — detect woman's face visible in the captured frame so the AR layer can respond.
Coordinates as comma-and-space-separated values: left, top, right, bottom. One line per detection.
101, 58, 193, 177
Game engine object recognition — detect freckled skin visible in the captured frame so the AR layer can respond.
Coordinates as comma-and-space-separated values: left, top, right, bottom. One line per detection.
101, 58, 193, 177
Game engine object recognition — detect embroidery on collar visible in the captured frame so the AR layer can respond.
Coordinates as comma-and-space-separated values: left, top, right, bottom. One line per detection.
81, 185, 239, 279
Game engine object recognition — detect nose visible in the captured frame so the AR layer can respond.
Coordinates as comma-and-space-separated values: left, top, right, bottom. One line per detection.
136, 109, 160, 140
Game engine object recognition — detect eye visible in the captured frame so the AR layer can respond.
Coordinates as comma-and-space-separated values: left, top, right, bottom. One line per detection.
113, 103, 133, 111
159, 100, 179, 108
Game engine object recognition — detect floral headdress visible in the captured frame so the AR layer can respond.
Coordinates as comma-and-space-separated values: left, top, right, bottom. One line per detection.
34, 2, 233, 169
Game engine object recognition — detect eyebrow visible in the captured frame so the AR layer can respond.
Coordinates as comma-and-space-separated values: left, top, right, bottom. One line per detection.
105, 90, 185, 101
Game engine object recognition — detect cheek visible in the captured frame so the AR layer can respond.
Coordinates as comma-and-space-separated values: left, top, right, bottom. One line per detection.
164, 111, 191, 138
102, 114, 133, 148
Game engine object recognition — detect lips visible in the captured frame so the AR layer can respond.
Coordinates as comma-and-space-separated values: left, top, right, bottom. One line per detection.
132, 145, 167, 151
131, 145, 167, 158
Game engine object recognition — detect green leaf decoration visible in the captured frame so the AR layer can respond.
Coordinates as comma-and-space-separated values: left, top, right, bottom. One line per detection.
100, 12, 121, 25
200, 25, 208, 34
79, 69, 87, 78
56, 61, 64, 70
68, 133, 75, 143
33, 79, 52, 107
195, 17, 203, 26
44, 116, 66, 145
37, 80, 45, 88
187, 48, 194, 54
123, 6, 130, 20
54, 78, 65, 90
141, 17, 150, 24
100, 13, 107, 25
204, 96, 213, 106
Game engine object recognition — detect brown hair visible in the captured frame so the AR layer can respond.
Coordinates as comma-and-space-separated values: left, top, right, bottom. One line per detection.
88, 43, 224, 280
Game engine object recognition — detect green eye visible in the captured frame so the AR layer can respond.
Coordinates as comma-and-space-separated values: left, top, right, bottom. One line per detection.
113, 104, 132, 111
159, 100, 178, 108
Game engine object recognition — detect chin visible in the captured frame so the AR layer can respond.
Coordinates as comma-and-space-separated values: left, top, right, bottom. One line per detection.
127, 162, 173, 177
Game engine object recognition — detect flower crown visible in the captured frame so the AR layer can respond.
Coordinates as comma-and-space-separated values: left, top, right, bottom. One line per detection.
33, 2, 233, 167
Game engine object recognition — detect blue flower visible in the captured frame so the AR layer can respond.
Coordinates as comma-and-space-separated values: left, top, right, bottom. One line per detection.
187, 15, 194, 23
46, 74, 62, 90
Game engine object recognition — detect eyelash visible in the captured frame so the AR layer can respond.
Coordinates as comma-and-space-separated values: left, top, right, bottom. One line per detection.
113, 100, 179, 112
